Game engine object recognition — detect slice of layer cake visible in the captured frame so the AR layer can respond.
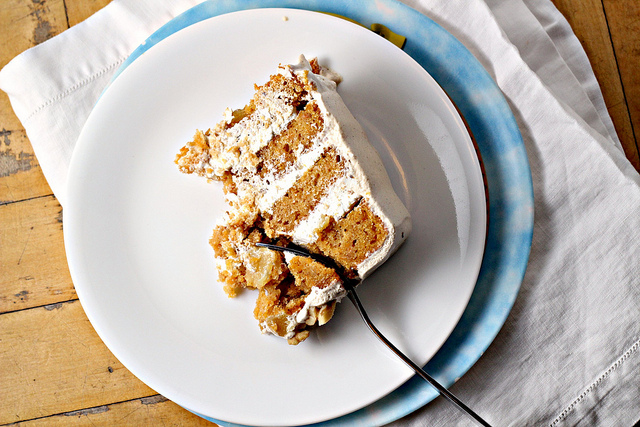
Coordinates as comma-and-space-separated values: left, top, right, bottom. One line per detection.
176, 55, 411, 344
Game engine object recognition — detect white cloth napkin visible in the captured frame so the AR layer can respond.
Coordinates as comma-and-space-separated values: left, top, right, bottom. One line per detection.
2, 0, 639, 426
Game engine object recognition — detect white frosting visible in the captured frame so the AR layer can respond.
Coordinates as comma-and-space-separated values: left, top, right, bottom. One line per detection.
203, 85, 300, 178
254, 140, 326, 213
291, 174, 361, 244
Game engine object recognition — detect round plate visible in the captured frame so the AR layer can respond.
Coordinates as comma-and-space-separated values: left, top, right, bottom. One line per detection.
65, 7, 488, 427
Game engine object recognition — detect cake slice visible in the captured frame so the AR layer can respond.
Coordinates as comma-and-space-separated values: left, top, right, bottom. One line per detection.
176, 55, 411, 344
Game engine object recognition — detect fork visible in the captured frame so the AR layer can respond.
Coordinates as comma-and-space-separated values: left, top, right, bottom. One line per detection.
255, 242, 492, 426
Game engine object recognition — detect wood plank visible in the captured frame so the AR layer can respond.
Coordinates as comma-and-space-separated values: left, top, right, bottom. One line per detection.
0, 196, 75, 313
551, 0, 640, 171
603, 0, 640, 163
0, 300, 156, 424
0, 125, 53, 204
8, 396, 217, 426
0, 0, 68, 70
0, 0, 66, 203
0, 87, 24, 131
65, 0, 112, 27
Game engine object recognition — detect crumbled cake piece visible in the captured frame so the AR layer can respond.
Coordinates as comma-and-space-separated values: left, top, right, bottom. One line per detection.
176, 55, 411, 344
255, 256, 342, 344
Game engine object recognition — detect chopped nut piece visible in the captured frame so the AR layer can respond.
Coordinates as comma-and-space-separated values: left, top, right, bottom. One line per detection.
244, 246, 286, 289
318, 301, 337, 326
287, 330, 310, 345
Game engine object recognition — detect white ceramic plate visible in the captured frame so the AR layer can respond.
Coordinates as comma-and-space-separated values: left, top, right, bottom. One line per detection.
65, 9, 486, 427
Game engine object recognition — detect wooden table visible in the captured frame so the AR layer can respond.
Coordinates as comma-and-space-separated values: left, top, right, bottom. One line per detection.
1, 1, 638, 425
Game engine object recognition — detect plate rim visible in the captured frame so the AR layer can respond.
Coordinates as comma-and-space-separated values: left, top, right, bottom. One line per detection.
69, 1, 534, 426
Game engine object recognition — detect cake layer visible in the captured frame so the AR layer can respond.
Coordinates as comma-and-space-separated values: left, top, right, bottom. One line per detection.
263, 147, 345, 236
256, 102, 324, 179
316, 199, 388, 271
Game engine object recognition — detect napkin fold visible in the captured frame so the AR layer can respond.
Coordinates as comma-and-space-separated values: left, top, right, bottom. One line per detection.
396, 1, 640, 426
0, 0, 202, 204
2, 0, 639, 426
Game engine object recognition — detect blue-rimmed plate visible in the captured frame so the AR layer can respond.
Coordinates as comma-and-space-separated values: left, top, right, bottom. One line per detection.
65, 1, 533, 426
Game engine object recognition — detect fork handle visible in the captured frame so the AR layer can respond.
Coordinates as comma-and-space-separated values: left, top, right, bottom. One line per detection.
346, 289, 492, 427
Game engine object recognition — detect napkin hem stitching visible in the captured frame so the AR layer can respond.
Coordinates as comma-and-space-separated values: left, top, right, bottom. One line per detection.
25, 57, 127, 122
548, 338, 640, 426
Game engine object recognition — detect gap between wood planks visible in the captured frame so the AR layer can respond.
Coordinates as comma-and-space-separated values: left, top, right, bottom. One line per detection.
599, 0, 639, 154
1, 299, 75, 316
0, 193, 54, 207
0, 395, 168, 426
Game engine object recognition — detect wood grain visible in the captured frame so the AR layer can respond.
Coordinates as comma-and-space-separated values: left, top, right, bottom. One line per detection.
552, 0, 640, 170
8, 396, 214, 426
0, 128, 52, 204
0, 300, 156, 424
603, 0, 640, 160
0, 0, 68, 70
0, 196, 74, 313
0, 0, 65, 204
65, 0, 112, 27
